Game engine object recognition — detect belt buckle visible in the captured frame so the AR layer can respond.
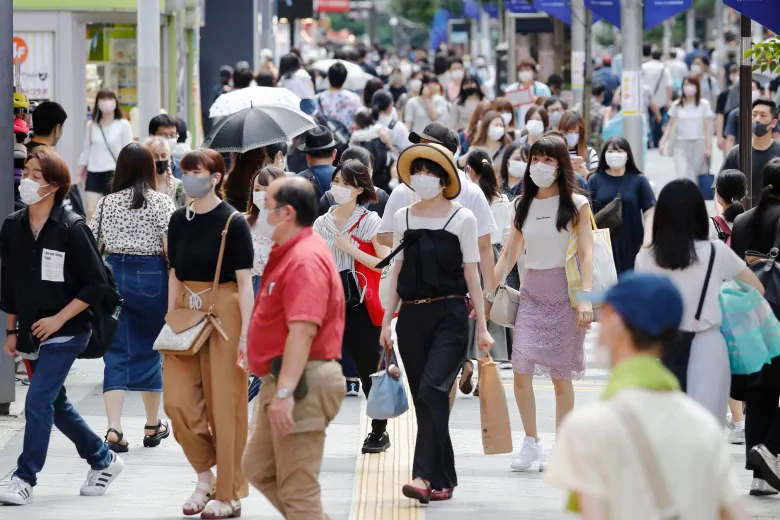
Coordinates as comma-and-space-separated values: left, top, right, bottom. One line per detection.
414, 298, 431, 305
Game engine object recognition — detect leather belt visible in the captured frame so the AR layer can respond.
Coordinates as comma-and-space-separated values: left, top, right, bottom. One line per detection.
402, 295, 466, 305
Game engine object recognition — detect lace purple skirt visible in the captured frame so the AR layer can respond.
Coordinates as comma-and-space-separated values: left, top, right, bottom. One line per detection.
512, 267, 585, 380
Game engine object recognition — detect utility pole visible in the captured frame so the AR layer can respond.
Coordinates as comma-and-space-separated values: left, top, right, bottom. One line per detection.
583, 8, 593, 129
714, 0, 725, 86
0, 0, 15, 414
685, 10, 695, 50
368, 3, 378, 45
259, 0, 274, 60
739, 14, 753, 206
621, 0, 644, 169
138, 0, 162, 139
662, 19, 672, 57
571, 0, 586, 108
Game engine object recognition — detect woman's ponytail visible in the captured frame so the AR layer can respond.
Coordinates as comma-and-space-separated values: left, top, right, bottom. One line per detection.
466, 147, 500, 203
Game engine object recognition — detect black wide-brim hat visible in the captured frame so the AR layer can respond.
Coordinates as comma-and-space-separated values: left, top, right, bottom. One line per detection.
298, 124, 337, 153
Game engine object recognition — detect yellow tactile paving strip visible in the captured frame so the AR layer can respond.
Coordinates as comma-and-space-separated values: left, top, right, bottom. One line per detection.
350, 379, 424, 520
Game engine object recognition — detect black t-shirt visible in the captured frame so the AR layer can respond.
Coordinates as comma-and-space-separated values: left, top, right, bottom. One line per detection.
716, 90, 728, 118
168, 201, 254, 283
720, 142, 780, 200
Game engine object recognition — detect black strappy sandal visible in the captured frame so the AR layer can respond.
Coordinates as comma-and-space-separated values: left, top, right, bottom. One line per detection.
105, 428, 129, 453
143, 419, 170, 448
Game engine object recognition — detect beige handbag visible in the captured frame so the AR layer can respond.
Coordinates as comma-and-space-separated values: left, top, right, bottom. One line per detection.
153, 212, 237, 356
490, 231, 521, 328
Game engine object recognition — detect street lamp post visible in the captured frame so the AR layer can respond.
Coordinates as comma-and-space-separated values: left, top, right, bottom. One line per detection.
620, 0, 644, 169
138, 0, 162, 136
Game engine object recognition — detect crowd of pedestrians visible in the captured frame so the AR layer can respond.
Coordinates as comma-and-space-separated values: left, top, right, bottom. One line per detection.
3, 39, 780, 520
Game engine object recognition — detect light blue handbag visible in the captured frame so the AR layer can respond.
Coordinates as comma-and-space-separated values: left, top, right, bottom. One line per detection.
720, 281, 775, 375
366, 350, 409, 421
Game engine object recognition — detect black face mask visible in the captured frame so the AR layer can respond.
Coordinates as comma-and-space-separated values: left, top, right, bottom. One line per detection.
753, 121, 771, 137
155, 160, 169, 174
462, 87, 478, 98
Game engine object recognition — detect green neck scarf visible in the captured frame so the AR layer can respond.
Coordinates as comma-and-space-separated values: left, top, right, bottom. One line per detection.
566, 354, 679, 513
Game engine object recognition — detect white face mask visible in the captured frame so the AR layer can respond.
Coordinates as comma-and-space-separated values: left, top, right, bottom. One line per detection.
409, 79, 422, 92
98, 99, 117, 115
683, 85, 697, 98
518, 70, 534, 83
330, 184, 356, 205
529, 162, 558, 188
255, 208, 278, 239
501, 113, 513, 125
566, 132, 580, 148
752, 90, 761, 102
19, 178, 52, 206
252, 190, 265, 210
410, 174, 444, 200
167, 138, 178, 154
488, 126, 505, 141
526, 119, 544, 135
605, 151, 628, 168
508, 160, 526, 178
451, 69, 464, 80
690, 64, 702, 75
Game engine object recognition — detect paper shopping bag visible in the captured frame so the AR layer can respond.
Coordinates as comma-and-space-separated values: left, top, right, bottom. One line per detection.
477, 357, 513, 454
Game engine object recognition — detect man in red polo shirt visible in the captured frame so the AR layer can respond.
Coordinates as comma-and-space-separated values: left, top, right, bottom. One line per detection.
242, 176, 345, 519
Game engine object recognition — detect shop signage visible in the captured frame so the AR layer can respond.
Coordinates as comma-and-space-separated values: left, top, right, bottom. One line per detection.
533, 0, 572, 25
723, 0, 780, 35
645, 0, 692, 29
315, 0, 350, 12
506, 0, 539, 13
13, 32, 54, 101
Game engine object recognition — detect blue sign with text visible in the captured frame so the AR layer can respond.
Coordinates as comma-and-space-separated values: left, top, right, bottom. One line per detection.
585, 0, 620, 28
533, 0, 572, 25
723, 0, 780, 35
506, 0, 539, 13
645, 0, 693, 29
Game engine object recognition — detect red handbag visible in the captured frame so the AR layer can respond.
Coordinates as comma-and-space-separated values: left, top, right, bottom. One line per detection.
348, 214, 386, 326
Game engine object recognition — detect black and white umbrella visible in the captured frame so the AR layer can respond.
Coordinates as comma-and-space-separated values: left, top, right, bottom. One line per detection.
202, 104, 317, 153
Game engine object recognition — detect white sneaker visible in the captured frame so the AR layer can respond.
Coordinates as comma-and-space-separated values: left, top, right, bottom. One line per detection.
0, 476, 33, 505
750, 478, 779, 496
727, 425, 746, 445
80, 451, 124, 496
510, 436, 547, 472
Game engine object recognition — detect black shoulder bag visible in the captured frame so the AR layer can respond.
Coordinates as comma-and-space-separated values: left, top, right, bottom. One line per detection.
745, 217, 780, 317
593, 175, 628, 234
662, 242, 715, 392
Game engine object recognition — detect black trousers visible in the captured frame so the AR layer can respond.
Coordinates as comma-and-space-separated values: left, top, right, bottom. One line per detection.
746, 388, 780, 478
343, 301, 386, 434
396, 299, 468, 490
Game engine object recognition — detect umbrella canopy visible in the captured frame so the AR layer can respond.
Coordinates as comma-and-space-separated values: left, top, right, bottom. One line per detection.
311, 59, 373, 92
208, 86, 302, 119
202, 105, 317, 154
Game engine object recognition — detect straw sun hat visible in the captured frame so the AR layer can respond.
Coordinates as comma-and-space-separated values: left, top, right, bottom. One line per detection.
396, 143, 461, 200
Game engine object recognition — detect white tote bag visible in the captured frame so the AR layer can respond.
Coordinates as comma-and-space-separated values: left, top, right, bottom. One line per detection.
565, 212, 618, 307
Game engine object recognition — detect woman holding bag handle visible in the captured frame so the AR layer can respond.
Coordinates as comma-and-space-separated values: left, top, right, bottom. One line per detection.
313, 160, 391, 455
163, 149, 255, 519
378, 143, 494, 504
489, 136, 594, 474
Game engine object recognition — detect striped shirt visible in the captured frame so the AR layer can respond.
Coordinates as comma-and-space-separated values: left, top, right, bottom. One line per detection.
313, 205, 382, 272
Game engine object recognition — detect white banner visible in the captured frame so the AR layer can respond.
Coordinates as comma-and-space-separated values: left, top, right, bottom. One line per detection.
13, 32, 54, 101
621, 71, 642, 116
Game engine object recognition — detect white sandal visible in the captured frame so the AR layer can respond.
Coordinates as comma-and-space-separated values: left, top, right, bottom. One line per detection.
201, 499, 241, 519
182, 481, 215, 516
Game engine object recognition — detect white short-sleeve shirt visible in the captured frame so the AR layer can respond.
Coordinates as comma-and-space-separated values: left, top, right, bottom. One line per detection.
520, 193, 589, 270
669, 100, 714, 141
379, 171, 498, 239
391, 203, 480, 264
546, 388, 741, 520
635, 239, 746, 331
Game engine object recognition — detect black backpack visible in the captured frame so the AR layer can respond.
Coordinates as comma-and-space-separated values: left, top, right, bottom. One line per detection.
62, 210, 123, 359
359, 137, 390, 192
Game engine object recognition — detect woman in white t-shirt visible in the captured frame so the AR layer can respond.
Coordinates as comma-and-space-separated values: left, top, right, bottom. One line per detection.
635, 178, 762, 422
491, 136, 595, 473
659, 76, 714, 182
379, 143, 493, 503
78, 89, 134, 222
275, 53, 315, 100
403, 75, 450, 133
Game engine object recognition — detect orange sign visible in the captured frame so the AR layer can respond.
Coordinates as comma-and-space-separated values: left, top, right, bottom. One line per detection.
13, 36, 28, 64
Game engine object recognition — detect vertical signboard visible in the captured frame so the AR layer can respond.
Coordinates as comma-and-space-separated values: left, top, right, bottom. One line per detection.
13, 32, 54, 101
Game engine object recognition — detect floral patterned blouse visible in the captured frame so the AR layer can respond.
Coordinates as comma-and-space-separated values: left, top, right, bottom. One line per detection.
250, 220, 273, 277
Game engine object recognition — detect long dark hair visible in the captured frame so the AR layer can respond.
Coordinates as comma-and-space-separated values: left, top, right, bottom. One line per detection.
466, 147, 500, 203
514, 137, 578, 232
471, 110, 510, 148
278, 53, 302, 80
224, 148, 267, 212
457, 73, 485, 106
716, 169, 746, 223
597, 136, 642, 174
752, 158, 780, 228
651, 179, 710, 269
363, 77, 385, 108
499, 141, 526, 188
110, 143, 156, 209
246, 166, 285, 226
92, 89, 124, 122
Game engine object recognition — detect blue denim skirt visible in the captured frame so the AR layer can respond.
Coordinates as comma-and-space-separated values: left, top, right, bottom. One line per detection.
104, 254, 167, 392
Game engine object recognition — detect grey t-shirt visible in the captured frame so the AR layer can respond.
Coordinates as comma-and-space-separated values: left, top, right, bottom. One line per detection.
720, 141, 780, 197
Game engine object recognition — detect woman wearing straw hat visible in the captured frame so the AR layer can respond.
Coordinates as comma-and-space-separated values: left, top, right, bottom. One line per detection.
378, 143, 494, 504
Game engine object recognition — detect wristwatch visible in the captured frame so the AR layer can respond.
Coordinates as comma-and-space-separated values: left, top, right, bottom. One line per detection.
5, 329, 18, 336
275, 387, 294, 400
483, 291, 495, 303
